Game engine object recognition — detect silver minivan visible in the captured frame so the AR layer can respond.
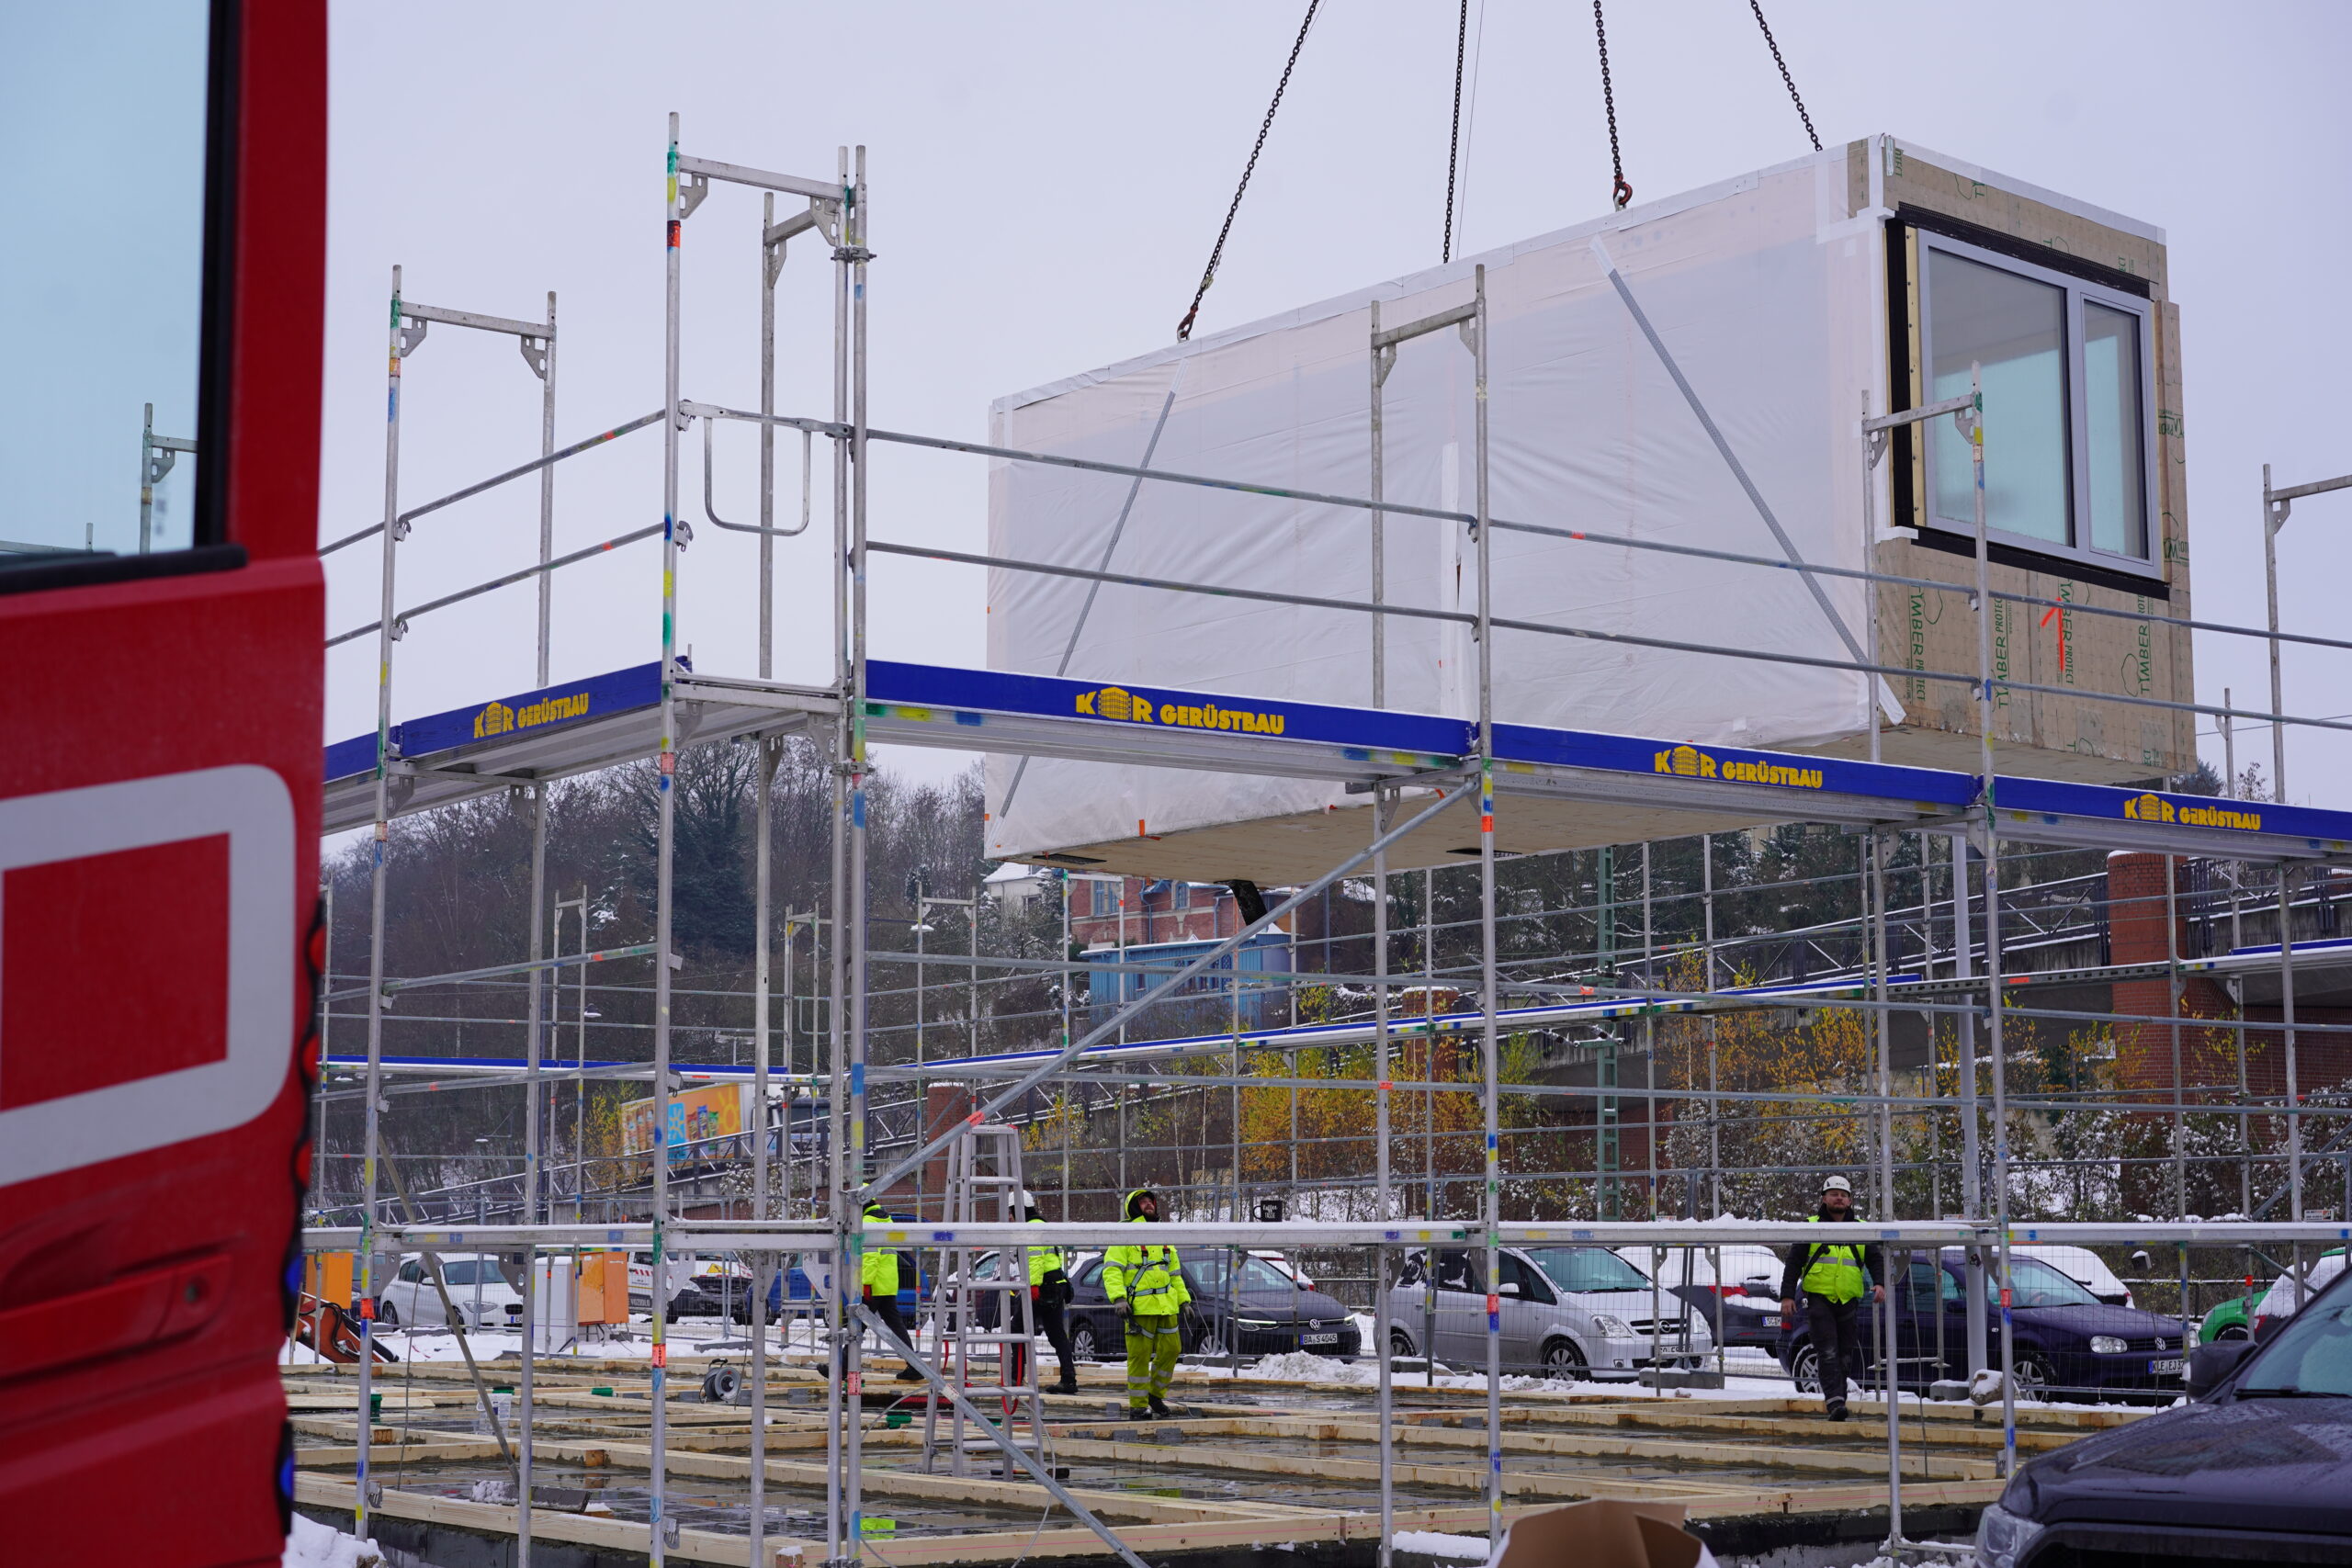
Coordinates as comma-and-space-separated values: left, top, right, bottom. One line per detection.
1385, 1244, 1713, 1379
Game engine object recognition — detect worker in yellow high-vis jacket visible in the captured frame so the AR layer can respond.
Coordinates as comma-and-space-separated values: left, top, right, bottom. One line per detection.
853, 1198, 925, 1382
1102, 1187, 1190, 1420
1777, 1176, 1885, 1421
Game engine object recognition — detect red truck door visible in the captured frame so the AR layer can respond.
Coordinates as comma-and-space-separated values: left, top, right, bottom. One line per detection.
0, 5, 326, 1564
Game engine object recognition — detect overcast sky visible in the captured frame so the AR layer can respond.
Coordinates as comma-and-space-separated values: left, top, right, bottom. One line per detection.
322, 1, 2352, 809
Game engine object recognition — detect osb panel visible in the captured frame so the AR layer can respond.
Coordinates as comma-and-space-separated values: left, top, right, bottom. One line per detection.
1871, 542, 2193, 782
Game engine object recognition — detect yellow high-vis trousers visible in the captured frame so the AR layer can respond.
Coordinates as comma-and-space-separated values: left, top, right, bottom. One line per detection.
1124, 1314, 1182, 1409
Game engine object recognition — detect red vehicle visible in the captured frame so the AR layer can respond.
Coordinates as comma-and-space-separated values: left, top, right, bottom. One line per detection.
0, 5, 325, 1565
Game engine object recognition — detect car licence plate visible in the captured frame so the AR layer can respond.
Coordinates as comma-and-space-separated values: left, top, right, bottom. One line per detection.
1301, 1333, 1338, 1345
1763, 1315, 1781, 1328
2150, 1357, 2183, 1375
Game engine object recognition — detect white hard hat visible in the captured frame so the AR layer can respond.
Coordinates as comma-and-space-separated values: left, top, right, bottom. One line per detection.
1019, 1190, 1037, 1209
1820, 1175, 1853, 1194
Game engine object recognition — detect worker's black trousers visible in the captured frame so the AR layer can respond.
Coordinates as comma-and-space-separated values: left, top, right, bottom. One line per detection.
844, 1294, 921, 1377
1011, 1289, 1077, 1386
1804, 1293, 1865, 1409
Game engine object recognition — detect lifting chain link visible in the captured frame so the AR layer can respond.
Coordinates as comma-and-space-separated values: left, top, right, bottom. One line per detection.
1175, 0, 1321, 342
1748, 0, 1822, 153
1592, 1, 1631, 209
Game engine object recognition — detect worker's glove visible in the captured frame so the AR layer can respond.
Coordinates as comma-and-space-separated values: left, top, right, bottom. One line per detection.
1114, 1296, 1134, 1324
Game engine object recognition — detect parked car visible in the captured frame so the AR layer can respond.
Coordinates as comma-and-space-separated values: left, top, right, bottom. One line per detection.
1385, 1246, 1713, 1381
732, 1250, 930, 1323
1611, 1243, 1785, 1300
1253, 1251, 1316, 1290
1975, 1263, 2352, 1567
731, 1261, 822, 1324
1063, 1248, 1359, 1363
2254, 1249, 2347, 1338
663, 1271, 733, 1321
1780, 1250, 2187, 1402
2010, 1244, 2134, 1308
1614, 1244, 1789, 1351
2195, 1248, 2346, 1348
627, 1252, 694, 1316
375, 1254, 523, 1333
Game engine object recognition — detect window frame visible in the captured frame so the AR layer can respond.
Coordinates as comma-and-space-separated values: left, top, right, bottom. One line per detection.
1911, 229, 2162, 583
0, 0, 242, 594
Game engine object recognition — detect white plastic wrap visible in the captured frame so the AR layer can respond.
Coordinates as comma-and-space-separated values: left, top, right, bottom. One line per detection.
986, 148, 1887, 868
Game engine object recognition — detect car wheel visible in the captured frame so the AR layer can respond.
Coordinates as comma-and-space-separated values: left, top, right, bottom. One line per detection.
1071, 1320, 1101, 1363
2014, 1354, 2055, 1402
1540, 1338, 1587, 1382
1390, 1326, 1416, 1359
375, 1299, 399, 1329
1788, 1342, 1821, 1394
2212, 1324, 2249, 1342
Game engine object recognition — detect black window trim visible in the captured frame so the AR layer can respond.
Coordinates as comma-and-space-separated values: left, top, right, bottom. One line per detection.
1890, 216, 2166, 590
0, 0, 240, 596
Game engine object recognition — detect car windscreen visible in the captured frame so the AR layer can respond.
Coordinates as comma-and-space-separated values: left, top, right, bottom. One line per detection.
436, 1259, 502, 1286
2000, 1256, 2100, 1309
2238, 1280, 2352, 1398
1524, 1247, 1650, 1294
1185, 1252, 1295, 1292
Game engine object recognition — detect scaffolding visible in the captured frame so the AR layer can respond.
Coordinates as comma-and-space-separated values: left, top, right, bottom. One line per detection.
299, 119, 2352, 1568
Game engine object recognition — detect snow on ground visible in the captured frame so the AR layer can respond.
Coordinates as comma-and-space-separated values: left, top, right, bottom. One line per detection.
1392, 1526, 1916, 1568
1393, 1529, 1488, 1559
282, 1513, 381, 1568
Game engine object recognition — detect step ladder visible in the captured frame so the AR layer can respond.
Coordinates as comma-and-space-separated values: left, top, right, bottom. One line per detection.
919, 1122, 1048, 1476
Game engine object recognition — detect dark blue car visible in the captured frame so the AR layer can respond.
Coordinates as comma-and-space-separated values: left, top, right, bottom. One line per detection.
1781, 1248, 2188, 1402
729, 1256, 931, 1323
1974, 1260, 2352, 1566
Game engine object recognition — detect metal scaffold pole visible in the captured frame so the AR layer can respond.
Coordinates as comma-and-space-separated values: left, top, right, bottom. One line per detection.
1373, 781, 1394, 1568
1868, 829, 1901, 1550
1962, 364, 2021, 1478
842, 141, 876, 1568
353, 263, 410, 1541
751, 730, 777, 1567
518, 284, 556, 1568
1468, 263, 1503, 1533
648, 111, 686, 1567
822, 137, 854, 1568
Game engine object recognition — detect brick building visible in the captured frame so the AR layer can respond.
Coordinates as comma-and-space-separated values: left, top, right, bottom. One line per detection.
2106, 851, 2352, 1103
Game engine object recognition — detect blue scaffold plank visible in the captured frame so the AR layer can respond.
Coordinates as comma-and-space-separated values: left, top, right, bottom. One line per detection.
865, 660, 1470, 762
322, 662, 663, 781
1993, 776, 2352, 857
1492, 721, 1977, 812
320, 658, 2352, 861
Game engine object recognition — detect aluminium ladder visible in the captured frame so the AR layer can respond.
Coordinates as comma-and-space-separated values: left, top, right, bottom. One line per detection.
918, 1122, 1049, 1475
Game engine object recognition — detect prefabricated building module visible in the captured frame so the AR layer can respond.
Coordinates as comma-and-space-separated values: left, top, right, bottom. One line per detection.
985, 135, 2189, 885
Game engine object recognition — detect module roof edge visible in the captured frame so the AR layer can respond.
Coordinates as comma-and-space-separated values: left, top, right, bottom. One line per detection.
988, 144, 1849, 419
1883, 134, 2165, 245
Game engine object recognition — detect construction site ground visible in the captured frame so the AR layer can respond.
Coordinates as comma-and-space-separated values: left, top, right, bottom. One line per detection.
282, 1344, 2148, 1567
